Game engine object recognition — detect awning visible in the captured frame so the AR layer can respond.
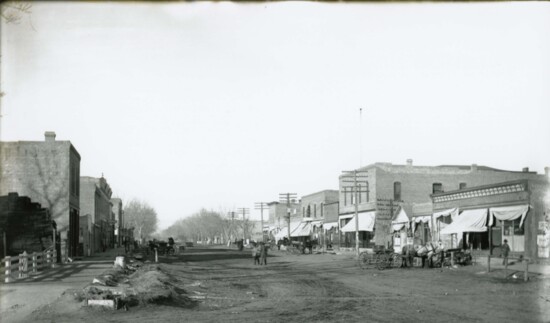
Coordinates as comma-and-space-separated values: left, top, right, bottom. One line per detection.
440, 208, 488, 235
413, 216, 431, 223
433, 208, 458, 220
489, 205, 529, 228
392, 208, 410, 232
323, 222, 337, 231
341, 211, 376, 232
291, 222, 312, 237
274, 229, 287, 240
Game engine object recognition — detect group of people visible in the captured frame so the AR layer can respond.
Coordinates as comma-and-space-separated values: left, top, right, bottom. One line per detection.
252, 242, 269, 265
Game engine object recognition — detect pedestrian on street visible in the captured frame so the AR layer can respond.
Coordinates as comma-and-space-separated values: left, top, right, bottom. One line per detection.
252, 243, 260, 265
260, 242, 268, 265
501, 239, 511, 265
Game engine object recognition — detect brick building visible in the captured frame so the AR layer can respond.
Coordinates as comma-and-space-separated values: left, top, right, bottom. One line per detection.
431, 177, 550, 260
268, 200, 301, 241
0, 193, 54, 257
0, 132, 81, 258
338, 160, 549, 250
300, 190, 339, 247
79, 176, 114, 254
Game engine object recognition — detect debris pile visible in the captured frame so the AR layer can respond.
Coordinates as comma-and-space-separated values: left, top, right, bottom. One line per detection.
78, 256, 193, 310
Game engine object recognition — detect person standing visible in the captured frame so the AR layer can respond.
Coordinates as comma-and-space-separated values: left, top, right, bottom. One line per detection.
501, 239, 511, 265
260, 242, 268, 265
252, 243, 260, 265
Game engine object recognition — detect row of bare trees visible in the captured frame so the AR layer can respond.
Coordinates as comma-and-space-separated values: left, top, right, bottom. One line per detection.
162, 209, 256, 245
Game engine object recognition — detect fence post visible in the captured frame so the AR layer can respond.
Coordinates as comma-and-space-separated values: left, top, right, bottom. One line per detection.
504, 259, 508, 279
32, 252, 37, 273
155, 248, 158, 263
487, 255, 491, 273
524, 259, 529, 282
5, 256, 13, 283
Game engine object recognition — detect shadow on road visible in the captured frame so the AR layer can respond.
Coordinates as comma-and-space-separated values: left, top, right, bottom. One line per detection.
8, 260, 112, 284
158, 247, 282, 263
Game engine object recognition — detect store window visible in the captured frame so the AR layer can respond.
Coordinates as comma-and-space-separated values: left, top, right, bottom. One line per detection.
459, 183, 467, 190
433, 183, 443, 194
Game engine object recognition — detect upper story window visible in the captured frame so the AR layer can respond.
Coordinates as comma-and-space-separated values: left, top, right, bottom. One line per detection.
358, 184, 362, 203
433, 183, 444, 194
459, 183, 467, 190
307, 205, 311, 217
320, 203, 324, 217
394, 182, 401, 201
343, 187, 347, 206
365, 181, 370, 202
314, 204, 317, 217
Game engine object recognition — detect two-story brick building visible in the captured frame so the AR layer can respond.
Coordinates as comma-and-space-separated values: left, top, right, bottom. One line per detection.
268, 200, 301, 241
338, 160, 548, 250
300, 190, 339, 247
79, 176, 113, 254
431, 176, 550, 260
0, 132, 81, 259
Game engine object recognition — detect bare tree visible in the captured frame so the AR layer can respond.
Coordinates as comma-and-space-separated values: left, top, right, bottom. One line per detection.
124, 199, 158, 243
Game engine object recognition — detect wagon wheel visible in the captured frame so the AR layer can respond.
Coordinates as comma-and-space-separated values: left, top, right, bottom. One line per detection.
376, 253, 388, 270
359, 252, 374, 270
390, 253, 403, 269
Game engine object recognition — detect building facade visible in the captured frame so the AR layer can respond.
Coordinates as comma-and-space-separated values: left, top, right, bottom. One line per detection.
431, 177, 550, 260
0, 131, 81, 258
79, 176, 114, 254
338, 160, 549, 250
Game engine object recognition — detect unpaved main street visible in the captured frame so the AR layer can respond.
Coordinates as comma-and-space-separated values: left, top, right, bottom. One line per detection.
27, 246, 550, 323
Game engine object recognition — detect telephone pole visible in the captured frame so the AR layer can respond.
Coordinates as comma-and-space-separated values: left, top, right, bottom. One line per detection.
279, 193, 297, 242
255, 202, 268, 242
237, 208, 250, 241
342, 170, 368, 259
228, 211, 236, 242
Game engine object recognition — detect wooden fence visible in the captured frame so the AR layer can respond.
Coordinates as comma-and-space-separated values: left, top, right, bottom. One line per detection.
2, 248, 56, 283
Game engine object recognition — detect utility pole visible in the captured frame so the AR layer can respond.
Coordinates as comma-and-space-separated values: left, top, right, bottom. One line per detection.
255, 202, 268, 242
341, 170, 369, 259
237, 208, 250, 241
228, 211, 236, 242
279, 193, 297, 242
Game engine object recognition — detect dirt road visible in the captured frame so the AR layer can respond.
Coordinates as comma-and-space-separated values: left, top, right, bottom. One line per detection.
27, 246, 550, 323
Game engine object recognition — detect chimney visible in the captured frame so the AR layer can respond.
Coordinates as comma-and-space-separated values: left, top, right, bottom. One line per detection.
406, 159, 413, 166
522, 167, 529, 173
44, 131, 56, 142
471, 164, 478, 172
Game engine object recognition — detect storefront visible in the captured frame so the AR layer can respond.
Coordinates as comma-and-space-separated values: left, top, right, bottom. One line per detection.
431, 179, 549, 259
339, 211, 376, 249
391, 208, 410, 253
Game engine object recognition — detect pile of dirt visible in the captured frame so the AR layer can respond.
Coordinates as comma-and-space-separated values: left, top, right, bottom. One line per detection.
76, 262, 194, 310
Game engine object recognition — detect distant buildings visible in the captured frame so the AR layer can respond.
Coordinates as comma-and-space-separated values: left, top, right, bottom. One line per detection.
0, 132, 81, 258
80, 176, 114, 255
0, 131, 132, 261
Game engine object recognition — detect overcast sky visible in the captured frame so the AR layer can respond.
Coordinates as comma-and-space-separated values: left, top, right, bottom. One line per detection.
2, 2, 549, 229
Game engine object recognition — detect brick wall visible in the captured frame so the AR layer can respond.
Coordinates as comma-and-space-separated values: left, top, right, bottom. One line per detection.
301, 190, 339, 221
0, 139, 80, 232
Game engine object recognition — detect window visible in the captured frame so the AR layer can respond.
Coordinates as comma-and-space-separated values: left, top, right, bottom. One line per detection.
307, 205, 311, 217
302, 207, 305, 217
394, 182, 401, 201
503, 218, 524, 235
459, 183, 467, 190
365, 181, 370, 202
433, 183, 443, 194
358, 184, 362, 203
314, 204, 318, 217
320, 203, 324, 217
343, 187, 347, 206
